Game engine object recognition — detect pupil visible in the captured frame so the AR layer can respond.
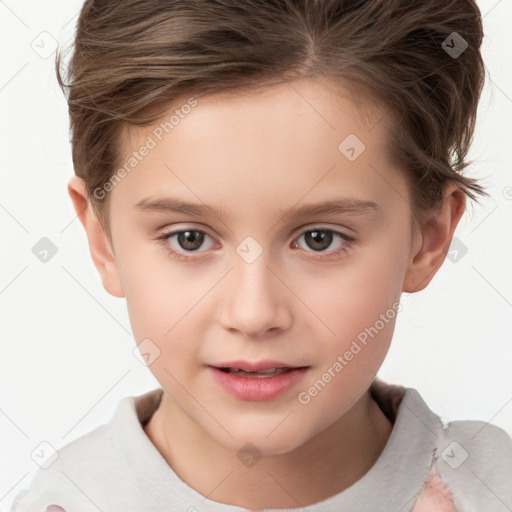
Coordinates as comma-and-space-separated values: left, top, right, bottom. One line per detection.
306, 230, 332, 251
179, 230, 204, 251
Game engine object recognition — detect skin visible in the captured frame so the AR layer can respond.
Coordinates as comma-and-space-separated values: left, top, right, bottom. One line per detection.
68, 77, 465, 509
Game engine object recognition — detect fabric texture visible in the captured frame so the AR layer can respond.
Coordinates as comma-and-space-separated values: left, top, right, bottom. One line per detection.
11, 378, 512, 512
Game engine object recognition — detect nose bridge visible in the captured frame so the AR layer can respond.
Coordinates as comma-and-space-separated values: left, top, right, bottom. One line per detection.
219, 236, 290, 336
232, 237, 278, 305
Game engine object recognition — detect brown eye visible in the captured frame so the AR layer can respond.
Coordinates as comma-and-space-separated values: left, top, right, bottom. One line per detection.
295, 228, 351, 253
291, 227, 355, 261
157, 228, 216, 261
174, 230, 205, 251
303, 229, 334, 251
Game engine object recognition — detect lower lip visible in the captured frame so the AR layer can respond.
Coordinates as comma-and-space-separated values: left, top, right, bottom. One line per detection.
207, 366, 309, 401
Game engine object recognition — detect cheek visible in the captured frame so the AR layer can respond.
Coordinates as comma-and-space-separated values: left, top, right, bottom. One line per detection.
119, 255, 210, 379
293, 244, 405, 404
294, 294, 398, 436
119, 245, 202, 329
304, 247, 405, 345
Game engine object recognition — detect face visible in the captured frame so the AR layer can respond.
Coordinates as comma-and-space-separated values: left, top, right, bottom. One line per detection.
107, 77, 415, 455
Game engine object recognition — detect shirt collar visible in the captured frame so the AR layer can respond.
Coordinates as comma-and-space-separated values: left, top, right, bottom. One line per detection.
109, 378, 443, 511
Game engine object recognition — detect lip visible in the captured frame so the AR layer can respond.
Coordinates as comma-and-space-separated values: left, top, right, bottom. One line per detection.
207, 362, 309, 401
211, 360, 303, 372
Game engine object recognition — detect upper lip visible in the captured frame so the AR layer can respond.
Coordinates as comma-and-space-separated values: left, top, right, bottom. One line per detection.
210, 360, 307, 372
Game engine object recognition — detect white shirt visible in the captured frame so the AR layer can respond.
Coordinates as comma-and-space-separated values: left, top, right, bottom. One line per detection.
11, 378, 512, 512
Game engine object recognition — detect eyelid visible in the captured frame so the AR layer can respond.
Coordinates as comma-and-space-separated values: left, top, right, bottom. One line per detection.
158, 223, 353, 243
156, 221, 214, 235
291, 222, 355, 238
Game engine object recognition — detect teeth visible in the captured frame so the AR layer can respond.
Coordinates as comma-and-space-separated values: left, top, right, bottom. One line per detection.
226, 367, 291, 378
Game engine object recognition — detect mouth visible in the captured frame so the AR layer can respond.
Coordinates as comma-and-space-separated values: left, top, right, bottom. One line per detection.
210, 360, 309, 376
214, 367, 301, 378
207, 361, 310, 401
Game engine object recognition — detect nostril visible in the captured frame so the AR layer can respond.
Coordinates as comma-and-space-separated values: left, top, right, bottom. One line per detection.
45, 506, 67, 512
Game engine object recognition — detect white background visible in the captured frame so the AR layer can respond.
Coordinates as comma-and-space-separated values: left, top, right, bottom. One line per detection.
1, 0, 511, 509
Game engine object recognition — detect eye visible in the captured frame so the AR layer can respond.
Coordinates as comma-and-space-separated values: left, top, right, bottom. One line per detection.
156, 229, 215, 261
292, 227, 354, 260
156, 226, 355, 262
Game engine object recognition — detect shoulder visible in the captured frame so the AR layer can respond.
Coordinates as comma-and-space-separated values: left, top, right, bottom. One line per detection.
436, 419, 512, 510
11, 423, 116, 512
441, 418, 512, 469
411, 417, 512, 512
10, 391, 162, 512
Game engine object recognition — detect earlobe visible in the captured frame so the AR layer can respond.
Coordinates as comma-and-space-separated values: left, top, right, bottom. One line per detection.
403, 184, 466, 293
67, 176, 125, 298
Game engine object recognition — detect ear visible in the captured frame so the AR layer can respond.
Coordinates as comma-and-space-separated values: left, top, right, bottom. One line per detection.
68, 176, 125, 298
403, 183, 466, 293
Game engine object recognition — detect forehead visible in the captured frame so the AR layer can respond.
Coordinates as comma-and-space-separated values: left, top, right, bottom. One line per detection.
122, 76, 390, 153
112, 77, 399, 213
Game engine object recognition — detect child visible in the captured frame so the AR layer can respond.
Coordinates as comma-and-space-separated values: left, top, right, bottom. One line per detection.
12, 0, 512, 511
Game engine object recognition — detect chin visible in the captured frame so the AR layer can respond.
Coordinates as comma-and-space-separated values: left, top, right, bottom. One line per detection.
212, 420, 316, 458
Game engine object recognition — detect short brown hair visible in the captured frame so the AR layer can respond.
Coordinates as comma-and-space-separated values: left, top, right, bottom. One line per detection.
56, 0, 487, 239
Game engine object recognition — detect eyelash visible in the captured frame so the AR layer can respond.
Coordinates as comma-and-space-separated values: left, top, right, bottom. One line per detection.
156, 226, 355, 262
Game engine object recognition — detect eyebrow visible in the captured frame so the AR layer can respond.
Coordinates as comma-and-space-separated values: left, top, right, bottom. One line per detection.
134, 195, 379, 221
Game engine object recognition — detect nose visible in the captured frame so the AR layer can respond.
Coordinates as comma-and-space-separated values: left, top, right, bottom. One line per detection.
218, 249, 292, 338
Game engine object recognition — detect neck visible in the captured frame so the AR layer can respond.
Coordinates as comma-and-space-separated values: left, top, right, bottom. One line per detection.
144, 388, 393, 509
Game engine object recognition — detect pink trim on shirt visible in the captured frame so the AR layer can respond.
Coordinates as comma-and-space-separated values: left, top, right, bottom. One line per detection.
412, 474, 457, 512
